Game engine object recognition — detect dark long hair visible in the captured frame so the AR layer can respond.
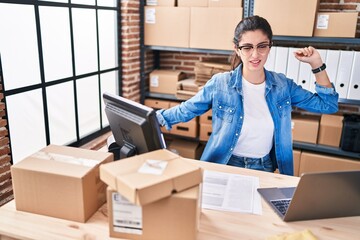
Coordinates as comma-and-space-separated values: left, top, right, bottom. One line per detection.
231, 15, 273, 70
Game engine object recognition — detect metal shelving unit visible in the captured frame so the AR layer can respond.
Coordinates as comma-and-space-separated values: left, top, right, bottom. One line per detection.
139, 0, 360, 160
293, 142, 360, 160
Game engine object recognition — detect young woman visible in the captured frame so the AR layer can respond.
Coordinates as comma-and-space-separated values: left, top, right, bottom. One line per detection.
156, 15, 339, 176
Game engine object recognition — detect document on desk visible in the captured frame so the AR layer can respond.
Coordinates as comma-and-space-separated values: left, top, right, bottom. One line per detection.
202, 170, 262, 215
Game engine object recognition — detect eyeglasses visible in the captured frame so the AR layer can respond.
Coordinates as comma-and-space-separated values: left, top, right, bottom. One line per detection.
237, 43, 272, 56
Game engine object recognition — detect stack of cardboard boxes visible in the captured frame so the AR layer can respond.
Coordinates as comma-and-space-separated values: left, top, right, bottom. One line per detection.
100, 149, 203, 240
254, 0, 358, 38
144, 0, 243, 50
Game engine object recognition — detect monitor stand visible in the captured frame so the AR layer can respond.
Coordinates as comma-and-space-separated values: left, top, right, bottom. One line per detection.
107, 135, 137, 160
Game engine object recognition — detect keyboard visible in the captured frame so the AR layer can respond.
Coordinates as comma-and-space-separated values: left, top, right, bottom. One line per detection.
270, 198, 292, 216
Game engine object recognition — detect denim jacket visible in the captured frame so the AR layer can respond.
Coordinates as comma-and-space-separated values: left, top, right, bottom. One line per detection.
156, 64, 339, 175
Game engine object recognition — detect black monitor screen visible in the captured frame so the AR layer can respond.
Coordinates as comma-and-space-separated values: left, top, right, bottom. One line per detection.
103, 92, 166, 159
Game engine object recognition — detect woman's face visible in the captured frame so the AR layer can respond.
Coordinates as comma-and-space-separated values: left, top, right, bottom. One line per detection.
235, 30, 271, 74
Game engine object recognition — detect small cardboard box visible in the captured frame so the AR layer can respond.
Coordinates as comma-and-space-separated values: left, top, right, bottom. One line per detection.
293, 150, 301, 177
254, 0, 319, 37
11, 145, 113, 222
170, 118, 199, 138
149, 69, 186, 95
199, 123, 212, 141
144, 99, 170, 110
200, 110, 212, 124
292, 115, 320, 144
314, 12, 358, 38
318, 114, 344, 147
100, 149, 202, 206
168, 139, 204, 159
178, 0, 208, 7
190, 7, 243, 51
299, 152, 360, 175
208, 0, 242, 7
146, 0, 175, 6
108, 185, 200, 240
144, 6, 190, 48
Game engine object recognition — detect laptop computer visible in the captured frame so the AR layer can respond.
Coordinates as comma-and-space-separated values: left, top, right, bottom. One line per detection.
257, 171, 360, 222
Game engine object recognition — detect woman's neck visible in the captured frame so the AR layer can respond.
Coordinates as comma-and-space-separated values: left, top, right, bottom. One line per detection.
242, 68, 266, 85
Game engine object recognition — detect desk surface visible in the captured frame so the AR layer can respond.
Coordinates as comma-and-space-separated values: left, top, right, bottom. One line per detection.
1, 159, 359, 240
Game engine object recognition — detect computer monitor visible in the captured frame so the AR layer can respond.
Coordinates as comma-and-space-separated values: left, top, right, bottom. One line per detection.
103, 92, 166, 160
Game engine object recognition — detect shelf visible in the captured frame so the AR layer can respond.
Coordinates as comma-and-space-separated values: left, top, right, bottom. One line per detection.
145, 45, 232, 55
293, 141, 360, 160
339, 98, 360, 106
145, 92, 184, 102
146, 92, 360, 106
272, 36, 360, 50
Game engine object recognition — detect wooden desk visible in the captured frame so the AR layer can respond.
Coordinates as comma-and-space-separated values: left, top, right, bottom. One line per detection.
0, 159, 359, 240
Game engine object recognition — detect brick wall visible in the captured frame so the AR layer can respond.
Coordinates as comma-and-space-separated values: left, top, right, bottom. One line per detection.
0, 76, 13, 207
121, 0, 142, 102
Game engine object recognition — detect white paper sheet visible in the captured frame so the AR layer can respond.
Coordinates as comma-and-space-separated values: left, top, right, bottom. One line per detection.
202, 170, 262, 215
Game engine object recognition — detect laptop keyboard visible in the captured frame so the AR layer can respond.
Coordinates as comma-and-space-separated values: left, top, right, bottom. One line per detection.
270, 198, 292, 216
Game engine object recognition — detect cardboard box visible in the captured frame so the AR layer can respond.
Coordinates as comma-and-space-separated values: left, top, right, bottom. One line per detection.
108, 185, 200, 240
293, 150, 301, 177
292, 115, 320, 144
168, 139, 204, 159
178, 0, 208, 7
144, 6, 190, 48
314, 12, 358, 38
170, 118, 199, 138
199, 123, 212, 141
254, 0, 319, 37
11, 145, 113, 222
146, 0, 175, 6
299, 152, 360, 175
100, 149, 202, 205
144, 99, 170, 109
149, 69, 186, 94
190, 7, 243, 51
200, 109, 212, 124
318, 114, 344, 147
208, 0, 242, 7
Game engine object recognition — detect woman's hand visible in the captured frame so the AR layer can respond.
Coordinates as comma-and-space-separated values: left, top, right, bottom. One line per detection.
293, 46, 323, 69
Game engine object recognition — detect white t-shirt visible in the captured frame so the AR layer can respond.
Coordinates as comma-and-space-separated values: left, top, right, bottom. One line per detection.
232, 78, 274, 158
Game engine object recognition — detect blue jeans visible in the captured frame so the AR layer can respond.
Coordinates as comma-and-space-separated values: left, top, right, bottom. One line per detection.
227, 154, 274, 172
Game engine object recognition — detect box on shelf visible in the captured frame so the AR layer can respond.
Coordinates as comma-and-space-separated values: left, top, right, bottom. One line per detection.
100, 149, 202, 206
292, 114, 320, 144
293, 150, 301, 177
144, 99, 171, 110
108, 185, 200, 240
170, 118, 199, 138
208, 0, 242, 7
200, 110, 212, 124
168, 138, 204, 159
318, 114, 344, 147
254, 0, 319, 37
144, 6, 190, 48
190, 7, 243, 51
149, 69, 186, 95
146, 0, 175, 6
199, 123, 212, 141
314, 12, 358, 38
299, 152, 360, 175
178, 0, 208, 7
195, 61, 231, 85
11, 145, 113, 222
